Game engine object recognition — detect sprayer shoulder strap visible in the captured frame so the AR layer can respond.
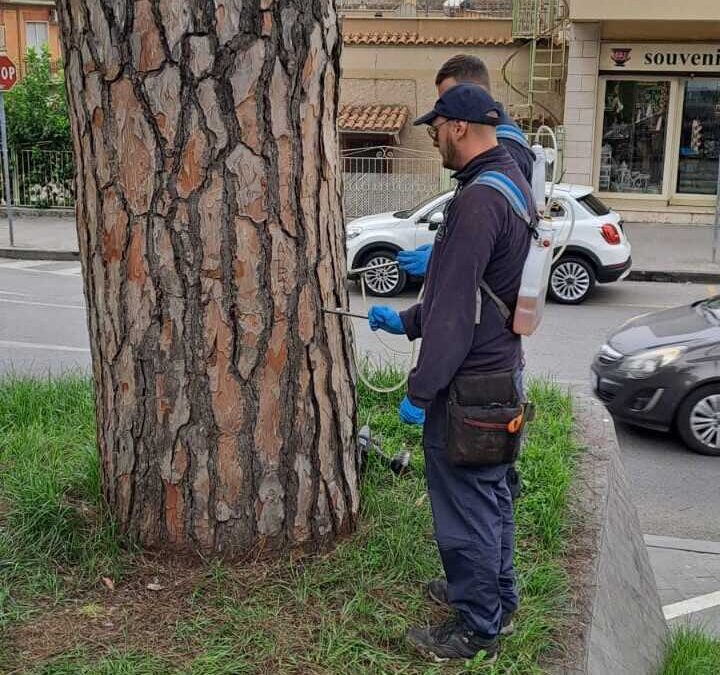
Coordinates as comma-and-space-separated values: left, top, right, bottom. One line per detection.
496, 124, 531, 150
471, 170, 533, 227
470, 170, 533, 324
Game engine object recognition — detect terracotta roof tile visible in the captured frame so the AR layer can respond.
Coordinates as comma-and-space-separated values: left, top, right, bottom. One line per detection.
338, 104, 410, 133
343, 32, 514, 46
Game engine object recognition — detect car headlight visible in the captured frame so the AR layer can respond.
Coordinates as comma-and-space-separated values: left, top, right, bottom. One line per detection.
618, 346, 687, 379
346, 227, 362, 240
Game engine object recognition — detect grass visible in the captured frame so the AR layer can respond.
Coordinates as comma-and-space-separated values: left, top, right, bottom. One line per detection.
659, 626, 720, 675
0, 376, 129, 631
0, 371, 577, 674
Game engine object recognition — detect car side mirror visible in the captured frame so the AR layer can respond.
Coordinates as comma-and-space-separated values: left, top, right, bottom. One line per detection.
428, 211, 444, 231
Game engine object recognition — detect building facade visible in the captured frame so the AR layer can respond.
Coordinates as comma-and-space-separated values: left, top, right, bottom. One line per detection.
0, 1, 62, 76
563, 0, 720, 223
338, 2, 563, 154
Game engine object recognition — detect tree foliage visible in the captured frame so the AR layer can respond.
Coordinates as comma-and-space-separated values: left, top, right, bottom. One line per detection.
5, 47, 71, 150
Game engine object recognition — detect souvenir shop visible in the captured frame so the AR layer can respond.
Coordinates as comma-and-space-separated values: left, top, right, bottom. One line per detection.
594, 43, 720, 209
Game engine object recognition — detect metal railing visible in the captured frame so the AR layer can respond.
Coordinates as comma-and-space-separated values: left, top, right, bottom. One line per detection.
338, 0, 512, 18
0, 144, 452, 217
0, 148, 74, 208
342, 146, 452, 220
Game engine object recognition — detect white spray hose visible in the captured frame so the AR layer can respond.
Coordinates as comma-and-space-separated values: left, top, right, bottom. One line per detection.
346, 268, 423, 394
533, 125, 576, 264
548, 195, 576, 265
535, 124, 559, 206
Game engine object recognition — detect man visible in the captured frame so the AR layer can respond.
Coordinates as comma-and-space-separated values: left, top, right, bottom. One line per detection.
397, 53, 530, 500
437, 54, 534, 181
397, 54, 534, 278
368, 84, 532, 662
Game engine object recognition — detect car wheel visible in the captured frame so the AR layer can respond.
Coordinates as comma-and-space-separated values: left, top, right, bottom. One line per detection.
677, 385, 720, 457
360, 249, 407, 297
549, 255, 596, 305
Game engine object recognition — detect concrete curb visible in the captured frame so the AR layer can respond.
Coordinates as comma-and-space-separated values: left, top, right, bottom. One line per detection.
0, 249, 717, 289
628, 269, 720, 284
548, 394, 667, 675
0, 247, 79, 261
0, 245, 717, 287
0, 207, 75, 219
645, 534, 720, 556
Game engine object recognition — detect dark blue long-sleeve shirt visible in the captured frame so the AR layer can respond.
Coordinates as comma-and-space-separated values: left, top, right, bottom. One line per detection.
399, 145, 533, 409
497, 107, 534, 184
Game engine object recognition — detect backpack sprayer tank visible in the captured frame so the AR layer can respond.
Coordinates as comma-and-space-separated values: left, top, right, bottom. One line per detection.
512, 131, 558, 337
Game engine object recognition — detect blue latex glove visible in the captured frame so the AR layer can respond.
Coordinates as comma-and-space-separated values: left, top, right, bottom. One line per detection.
368, 306, 405, 335
399, 396, 425, 425
396, 244, 433, 277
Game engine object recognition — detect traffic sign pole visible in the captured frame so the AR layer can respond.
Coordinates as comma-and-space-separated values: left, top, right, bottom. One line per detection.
0, 92, 14, 247
0, 55, 17, 248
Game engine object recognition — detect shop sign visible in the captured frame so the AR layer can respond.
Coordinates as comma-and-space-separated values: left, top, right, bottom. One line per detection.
601, 43, 720, 72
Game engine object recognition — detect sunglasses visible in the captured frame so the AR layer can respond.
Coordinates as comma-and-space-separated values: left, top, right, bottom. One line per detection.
427, 119, 452, 141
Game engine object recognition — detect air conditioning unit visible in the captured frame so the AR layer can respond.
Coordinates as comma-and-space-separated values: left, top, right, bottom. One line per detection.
48, 9, 59, 24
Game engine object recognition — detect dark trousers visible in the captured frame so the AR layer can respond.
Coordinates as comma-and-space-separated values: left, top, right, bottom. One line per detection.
422, 370, 522, 639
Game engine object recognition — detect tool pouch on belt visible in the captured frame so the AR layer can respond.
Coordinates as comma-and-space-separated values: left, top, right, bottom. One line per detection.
446, 370, 533, 467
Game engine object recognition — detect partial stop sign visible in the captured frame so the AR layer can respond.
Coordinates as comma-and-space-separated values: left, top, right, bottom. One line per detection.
0, 54, 16, 247
0, 56, 17, 91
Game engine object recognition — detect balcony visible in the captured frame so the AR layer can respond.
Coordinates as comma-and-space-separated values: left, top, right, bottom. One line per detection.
338, 0, 513, 19
567, 0, 717, 22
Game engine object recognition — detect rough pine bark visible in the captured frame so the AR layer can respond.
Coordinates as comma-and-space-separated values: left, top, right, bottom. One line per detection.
56, 0, 359, 554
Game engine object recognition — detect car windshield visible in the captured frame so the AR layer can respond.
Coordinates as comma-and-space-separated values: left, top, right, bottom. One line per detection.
697, 297, 720, 321
577, 193, 611, 216
393, 192, 448, 219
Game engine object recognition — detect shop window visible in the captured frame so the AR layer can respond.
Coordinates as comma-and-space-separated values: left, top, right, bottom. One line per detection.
25, 21, 49, 51
677, 79, 720, 196
0, 26, 6, 52
600, 80, 670, 194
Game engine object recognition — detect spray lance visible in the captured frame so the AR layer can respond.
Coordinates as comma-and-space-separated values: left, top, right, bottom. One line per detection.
322, 260, 423, 476
358, 423, 411, 477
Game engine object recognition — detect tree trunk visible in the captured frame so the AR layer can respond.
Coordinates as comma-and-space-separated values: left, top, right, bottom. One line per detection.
56, 0, 358, 554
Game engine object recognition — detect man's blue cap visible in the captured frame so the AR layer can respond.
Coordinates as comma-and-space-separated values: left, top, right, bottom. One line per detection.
413, 83, 501, 127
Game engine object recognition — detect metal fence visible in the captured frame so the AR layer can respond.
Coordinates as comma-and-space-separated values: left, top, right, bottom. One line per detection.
0, 148, 74, 208
342, 146, 452, 221
338, 0, 512, 18
0, 137, 560, 217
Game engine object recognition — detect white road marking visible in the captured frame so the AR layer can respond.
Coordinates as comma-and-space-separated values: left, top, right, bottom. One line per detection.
586, 303, 675, 310
44, 265, 83, 276
0, 290, 28, 297
663, 590, 720, 620
0, 260, 47, 270
0, 340, 89, 353
0, 298, 85, 310
0, 260, 81, 277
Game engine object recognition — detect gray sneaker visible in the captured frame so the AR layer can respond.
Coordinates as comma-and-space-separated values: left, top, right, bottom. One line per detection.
406, 612, 498, 663
426, 578, 515, 636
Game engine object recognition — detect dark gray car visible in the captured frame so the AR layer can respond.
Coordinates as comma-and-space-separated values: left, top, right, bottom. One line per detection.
591, 296, 720, 456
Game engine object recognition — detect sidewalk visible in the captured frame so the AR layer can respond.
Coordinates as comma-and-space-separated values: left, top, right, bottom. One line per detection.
0, 216, 78, 260
646, 535, 720, 638
625, 222, 720, 282
2, 216, 720, 281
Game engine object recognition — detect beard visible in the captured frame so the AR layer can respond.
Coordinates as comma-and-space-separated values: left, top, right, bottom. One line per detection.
441, 139, 459, 170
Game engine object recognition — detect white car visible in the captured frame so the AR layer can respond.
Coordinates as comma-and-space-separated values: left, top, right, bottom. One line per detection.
345, 184, 632, 304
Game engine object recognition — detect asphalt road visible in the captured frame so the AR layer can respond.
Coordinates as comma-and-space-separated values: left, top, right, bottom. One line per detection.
1, 258, 718, 540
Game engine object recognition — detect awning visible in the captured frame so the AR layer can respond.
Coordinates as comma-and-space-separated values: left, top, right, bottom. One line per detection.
338, 105, 410, 135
